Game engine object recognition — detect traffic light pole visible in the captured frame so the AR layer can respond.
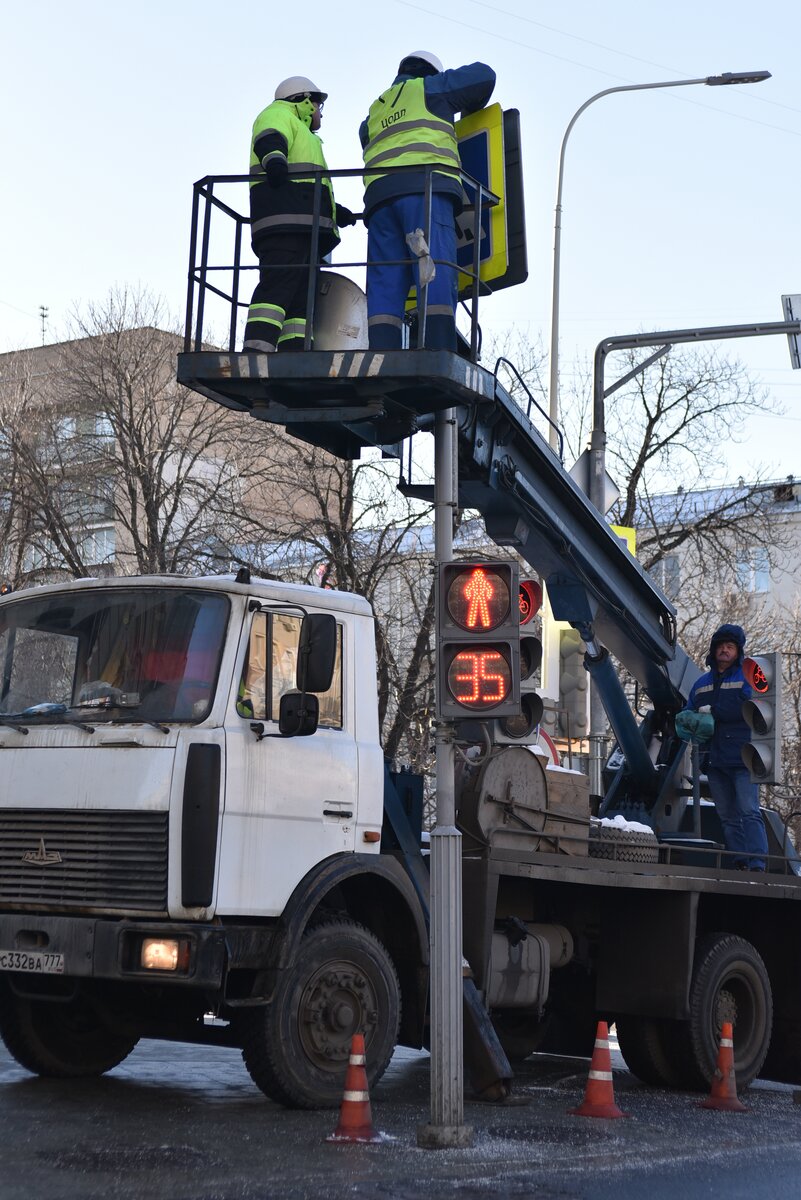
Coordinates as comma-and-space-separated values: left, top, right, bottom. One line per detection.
586, 317, 801, 796
418, 408, 473, 1150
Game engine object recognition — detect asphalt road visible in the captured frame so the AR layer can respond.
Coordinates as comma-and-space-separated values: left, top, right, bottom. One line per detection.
2, 1034, 801, 1200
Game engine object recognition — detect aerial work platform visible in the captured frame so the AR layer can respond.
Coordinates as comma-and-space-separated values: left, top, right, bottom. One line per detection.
176, 348, 494, 460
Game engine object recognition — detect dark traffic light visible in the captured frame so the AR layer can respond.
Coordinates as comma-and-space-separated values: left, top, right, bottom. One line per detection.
558, 628, 589, 739
436, 561, 520, 721
493, 578, 544, 744
742, 653, 782, 783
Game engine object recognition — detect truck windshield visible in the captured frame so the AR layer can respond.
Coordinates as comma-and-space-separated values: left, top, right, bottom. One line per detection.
0, 588, 229, 724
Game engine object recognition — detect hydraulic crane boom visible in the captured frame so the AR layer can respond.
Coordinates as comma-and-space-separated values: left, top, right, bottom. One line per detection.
178, 346, 699, 723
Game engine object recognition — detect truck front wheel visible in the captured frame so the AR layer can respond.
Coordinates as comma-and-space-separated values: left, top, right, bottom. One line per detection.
0, 978, 138, 1077
240, 919, 401, 1109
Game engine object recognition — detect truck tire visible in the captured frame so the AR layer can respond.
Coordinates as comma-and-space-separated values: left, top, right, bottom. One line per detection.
589, 825, 658, 863
0, 978, 138, 1077
240, 918, 401, 1109
615, 1015, 686, 1088
671, 933, 772, 1091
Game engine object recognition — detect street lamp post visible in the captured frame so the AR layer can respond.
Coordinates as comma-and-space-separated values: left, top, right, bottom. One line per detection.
545, 68, 770, 798
547, 70, 771, 455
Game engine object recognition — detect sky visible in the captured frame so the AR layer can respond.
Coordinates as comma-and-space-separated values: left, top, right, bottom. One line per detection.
2, 0, 799, 485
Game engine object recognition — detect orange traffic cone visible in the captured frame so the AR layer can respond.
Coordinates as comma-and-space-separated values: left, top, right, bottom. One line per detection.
699, 1021, 747, 1112
326, 1033, 382, 1143
569, 1021, 628, 1119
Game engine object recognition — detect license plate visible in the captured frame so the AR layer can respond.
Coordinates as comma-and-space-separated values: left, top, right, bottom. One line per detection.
0, 949, 64, 974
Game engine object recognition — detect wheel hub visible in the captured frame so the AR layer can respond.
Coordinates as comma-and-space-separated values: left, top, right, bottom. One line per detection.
299, 963, 378, 1068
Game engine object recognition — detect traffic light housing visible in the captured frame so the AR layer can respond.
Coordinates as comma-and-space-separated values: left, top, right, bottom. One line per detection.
493, 578, 545, 744
741, 653, 782, 783
436, 561, 520, 721
558, 628, 589, 739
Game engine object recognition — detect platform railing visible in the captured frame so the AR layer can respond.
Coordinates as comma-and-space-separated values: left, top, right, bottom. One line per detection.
184, 164, 499, 360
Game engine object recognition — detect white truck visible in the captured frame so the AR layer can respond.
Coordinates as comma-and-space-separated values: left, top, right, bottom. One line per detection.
2, 567, 801, 1109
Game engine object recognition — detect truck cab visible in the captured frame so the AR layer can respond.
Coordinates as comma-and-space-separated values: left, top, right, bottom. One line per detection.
0, 574, 428, 1108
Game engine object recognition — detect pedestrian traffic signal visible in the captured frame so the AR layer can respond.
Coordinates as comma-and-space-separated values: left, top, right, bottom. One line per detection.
741, 652, 782, 783
436, 561, 520, 720
558, 628, 589, 738
494, 578, 545, 744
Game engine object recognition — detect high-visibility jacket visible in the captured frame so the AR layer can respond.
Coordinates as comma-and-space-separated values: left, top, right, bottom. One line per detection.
361, 77, 462, 216
249, 98, 340, 254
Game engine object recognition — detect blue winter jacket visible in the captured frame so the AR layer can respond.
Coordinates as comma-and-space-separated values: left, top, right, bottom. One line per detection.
359, 62, 496, 219
686, 660, 753, 772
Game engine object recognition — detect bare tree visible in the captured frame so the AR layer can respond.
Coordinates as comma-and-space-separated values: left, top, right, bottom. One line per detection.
237, 440, 440, 771
0, 287, 311, 581
0, 354, 38, 586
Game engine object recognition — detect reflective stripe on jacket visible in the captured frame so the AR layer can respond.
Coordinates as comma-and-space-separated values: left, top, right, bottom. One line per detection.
248, 99, 339, 252
362, 77, 461, 211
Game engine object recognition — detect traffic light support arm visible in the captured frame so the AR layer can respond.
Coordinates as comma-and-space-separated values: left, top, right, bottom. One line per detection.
591, 319, 801, 514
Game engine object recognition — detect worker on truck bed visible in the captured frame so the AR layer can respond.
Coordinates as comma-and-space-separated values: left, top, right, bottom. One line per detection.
359, 50, 495, 351
243, 76, 357, 353
677, 623, 768, 871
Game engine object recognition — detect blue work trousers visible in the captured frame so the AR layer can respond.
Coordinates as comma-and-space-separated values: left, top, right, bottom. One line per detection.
707, 766, 768, 870
366, 194, 458, 350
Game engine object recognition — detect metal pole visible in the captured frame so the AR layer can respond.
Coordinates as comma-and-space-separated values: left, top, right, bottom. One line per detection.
418, 407, 473, 1150
547, 70, 769, 451
691, 743, 702, 837
566, 70, 771, 786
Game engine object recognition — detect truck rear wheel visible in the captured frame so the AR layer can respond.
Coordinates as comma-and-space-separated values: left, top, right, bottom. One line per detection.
0, 978, 138, 1077
240, 919, 401, 1109
672, 933, 772, 1091
616, 1015, 686, 1088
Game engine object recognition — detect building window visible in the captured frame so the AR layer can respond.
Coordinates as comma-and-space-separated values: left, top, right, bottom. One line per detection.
652, 554, 680, 600
23, 539, 62, 573
54, 412, 115, 460
80, 526, 116, 566
735, 548, 770, 594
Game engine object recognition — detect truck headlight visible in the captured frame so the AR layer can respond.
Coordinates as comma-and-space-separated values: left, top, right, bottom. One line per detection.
141, 937, 188, 971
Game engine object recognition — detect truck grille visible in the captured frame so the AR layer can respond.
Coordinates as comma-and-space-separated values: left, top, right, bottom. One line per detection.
0, 810, 169, 912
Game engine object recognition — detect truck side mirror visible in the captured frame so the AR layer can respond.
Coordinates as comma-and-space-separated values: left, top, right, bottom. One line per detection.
296, 613, 336, 694
278, 690, 320, 737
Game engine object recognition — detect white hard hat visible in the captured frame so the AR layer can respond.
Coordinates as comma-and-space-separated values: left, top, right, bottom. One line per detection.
274, 76, 328, 102
399, 50, 444, 74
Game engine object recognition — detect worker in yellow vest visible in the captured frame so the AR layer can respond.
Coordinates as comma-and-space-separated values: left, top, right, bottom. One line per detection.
360, 52, 495, 351
244, 76, 357, 353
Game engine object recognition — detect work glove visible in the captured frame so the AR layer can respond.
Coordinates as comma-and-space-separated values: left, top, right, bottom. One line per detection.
675, 709, 715, 744
336, 204, 359, 228
264, 157, 288, 188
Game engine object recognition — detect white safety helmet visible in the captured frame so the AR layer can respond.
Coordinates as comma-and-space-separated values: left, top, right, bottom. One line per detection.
274, 75, 328, 103
398, 50, 444, 75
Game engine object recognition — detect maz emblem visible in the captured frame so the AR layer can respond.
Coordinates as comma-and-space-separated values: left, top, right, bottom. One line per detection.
22, 838, 62, 866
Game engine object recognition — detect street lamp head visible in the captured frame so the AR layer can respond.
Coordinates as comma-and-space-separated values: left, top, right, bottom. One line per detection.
706, 70, 771, 86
